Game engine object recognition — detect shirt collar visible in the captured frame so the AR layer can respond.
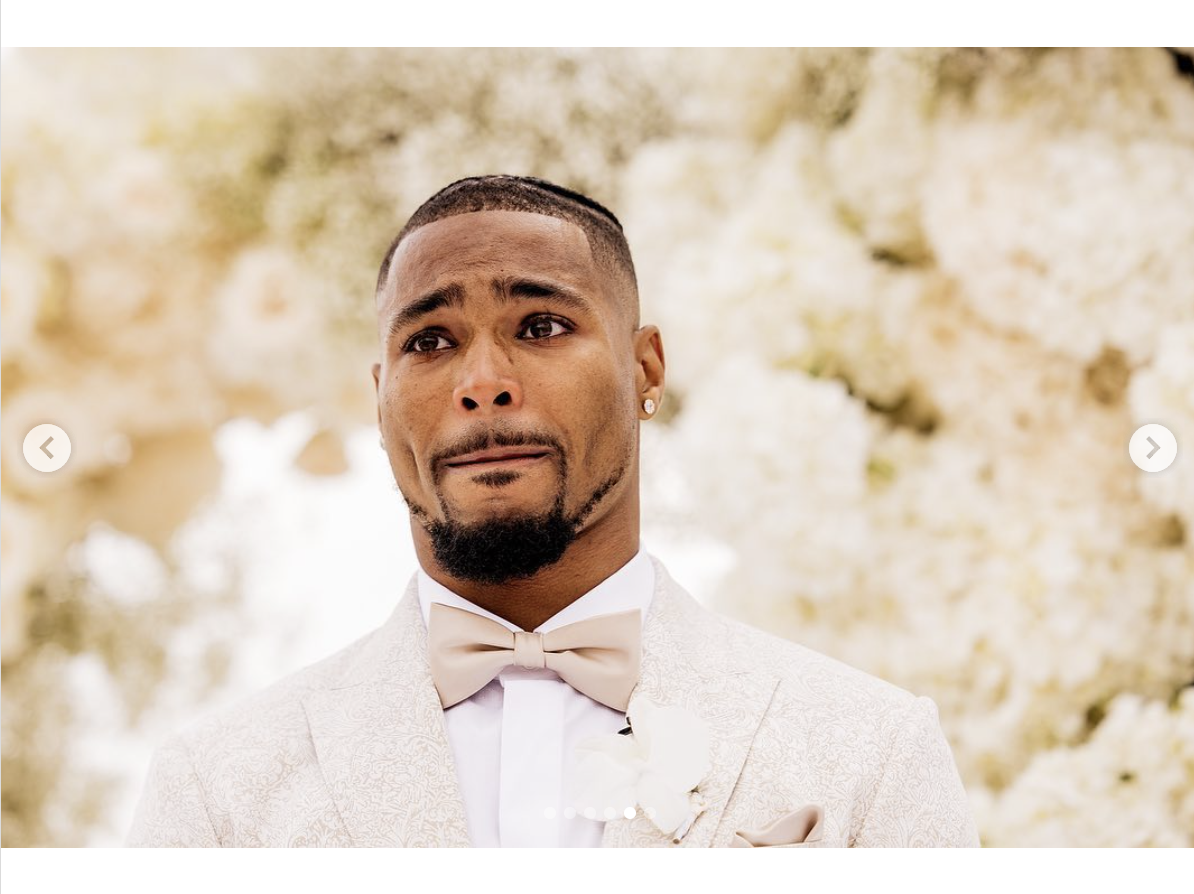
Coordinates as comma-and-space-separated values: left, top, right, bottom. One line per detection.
417, 541, 654, 634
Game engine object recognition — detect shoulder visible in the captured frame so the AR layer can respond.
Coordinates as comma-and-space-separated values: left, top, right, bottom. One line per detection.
654, 560, 938, 774
653, 554, 920, 719
708, 608, 979, 846
131, 594, 423, 844
161, 611, 394, 767
707, 607, 940, 756
712, 607, 920, 715
664, 582, 978, 843
650, 554, 918, 715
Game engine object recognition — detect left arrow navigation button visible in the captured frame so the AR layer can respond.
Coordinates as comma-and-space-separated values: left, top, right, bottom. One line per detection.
23, 424, 72, 473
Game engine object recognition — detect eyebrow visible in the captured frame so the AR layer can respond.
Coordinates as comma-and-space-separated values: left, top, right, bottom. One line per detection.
386, 283, 466, 340
385, 277, 594, 341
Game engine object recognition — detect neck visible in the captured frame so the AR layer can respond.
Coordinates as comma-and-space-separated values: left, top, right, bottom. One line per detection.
413, 502, 641, 631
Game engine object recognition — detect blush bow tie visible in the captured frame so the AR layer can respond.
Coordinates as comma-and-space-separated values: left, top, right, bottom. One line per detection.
426, 602, 642, 712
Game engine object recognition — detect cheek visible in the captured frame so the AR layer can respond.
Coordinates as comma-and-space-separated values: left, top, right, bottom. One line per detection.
381, 385, 431, 474
384, 376, 431, 431
577, 365, 633, 460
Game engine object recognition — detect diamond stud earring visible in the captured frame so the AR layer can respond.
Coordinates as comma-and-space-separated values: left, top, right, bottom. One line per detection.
643, 398, 656, 415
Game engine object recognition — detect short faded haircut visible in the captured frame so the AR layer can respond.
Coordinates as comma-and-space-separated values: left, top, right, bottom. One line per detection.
375, 174, 639, 327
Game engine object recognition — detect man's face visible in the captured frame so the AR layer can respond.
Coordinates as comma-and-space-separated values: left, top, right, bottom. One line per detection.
372, 209, 651, 584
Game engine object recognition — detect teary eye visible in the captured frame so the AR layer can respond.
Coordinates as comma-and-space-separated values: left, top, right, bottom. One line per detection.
519, 316, 572, 340
405, 331, 452, 353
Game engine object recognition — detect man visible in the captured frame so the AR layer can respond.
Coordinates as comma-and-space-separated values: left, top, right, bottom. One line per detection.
127, 174, 980, 847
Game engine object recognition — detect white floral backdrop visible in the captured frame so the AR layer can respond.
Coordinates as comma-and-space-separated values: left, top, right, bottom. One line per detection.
2, 48, 1192, 846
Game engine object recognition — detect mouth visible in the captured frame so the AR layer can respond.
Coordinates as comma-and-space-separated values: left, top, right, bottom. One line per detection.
445, 448, 553, 470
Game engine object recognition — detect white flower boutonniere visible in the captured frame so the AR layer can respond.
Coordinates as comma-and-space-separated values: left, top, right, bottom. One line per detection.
569, 695, 712, 842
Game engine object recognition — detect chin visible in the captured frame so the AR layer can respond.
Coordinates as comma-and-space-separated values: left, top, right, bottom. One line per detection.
424, 493, 576, 584
452, 494, 556, 525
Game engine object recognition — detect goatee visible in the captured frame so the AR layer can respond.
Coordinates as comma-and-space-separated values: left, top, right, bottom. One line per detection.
423, 490, 577, 585
416, 457, 628, 585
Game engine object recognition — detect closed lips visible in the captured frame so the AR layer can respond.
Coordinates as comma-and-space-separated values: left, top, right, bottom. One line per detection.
446, 449, 550, 466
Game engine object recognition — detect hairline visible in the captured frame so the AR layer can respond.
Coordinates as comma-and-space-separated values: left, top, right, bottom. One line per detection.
376, 207, 639, 330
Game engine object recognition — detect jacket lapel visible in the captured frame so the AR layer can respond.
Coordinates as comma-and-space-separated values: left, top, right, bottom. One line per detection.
302, 574, 471, 846
602, 556, 780, 848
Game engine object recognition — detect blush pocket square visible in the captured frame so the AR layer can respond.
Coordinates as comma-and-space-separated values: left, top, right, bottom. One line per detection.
730, 804, 824, 847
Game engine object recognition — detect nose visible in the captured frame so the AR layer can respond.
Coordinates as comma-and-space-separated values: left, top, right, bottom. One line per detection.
452, 335, 523, 413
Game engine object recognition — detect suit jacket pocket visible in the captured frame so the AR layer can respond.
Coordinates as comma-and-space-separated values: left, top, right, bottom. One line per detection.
729, 804, 824, 847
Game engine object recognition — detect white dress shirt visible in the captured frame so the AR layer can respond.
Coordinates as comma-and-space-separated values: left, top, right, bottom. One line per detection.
417, 543, 655, 847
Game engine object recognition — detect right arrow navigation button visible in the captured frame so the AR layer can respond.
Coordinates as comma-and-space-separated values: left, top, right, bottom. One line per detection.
1129, 424, 1177, 473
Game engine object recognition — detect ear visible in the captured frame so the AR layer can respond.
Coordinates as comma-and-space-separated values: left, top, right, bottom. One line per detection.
371, 362, 382, 426
633, 325, 665, 418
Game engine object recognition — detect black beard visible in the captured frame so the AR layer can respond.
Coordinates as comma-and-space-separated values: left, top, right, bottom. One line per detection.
423, 490, 576, 585
415, 456, 629, 586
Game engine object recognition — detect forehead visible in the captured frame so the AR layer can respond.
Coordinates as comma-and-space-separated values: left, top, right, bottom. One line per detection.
380, 209, 604, 312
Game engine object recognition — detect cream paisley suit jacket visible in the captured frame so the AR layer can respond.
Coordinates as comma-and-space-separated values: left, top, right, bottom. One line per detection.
127, 554, 981, 847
